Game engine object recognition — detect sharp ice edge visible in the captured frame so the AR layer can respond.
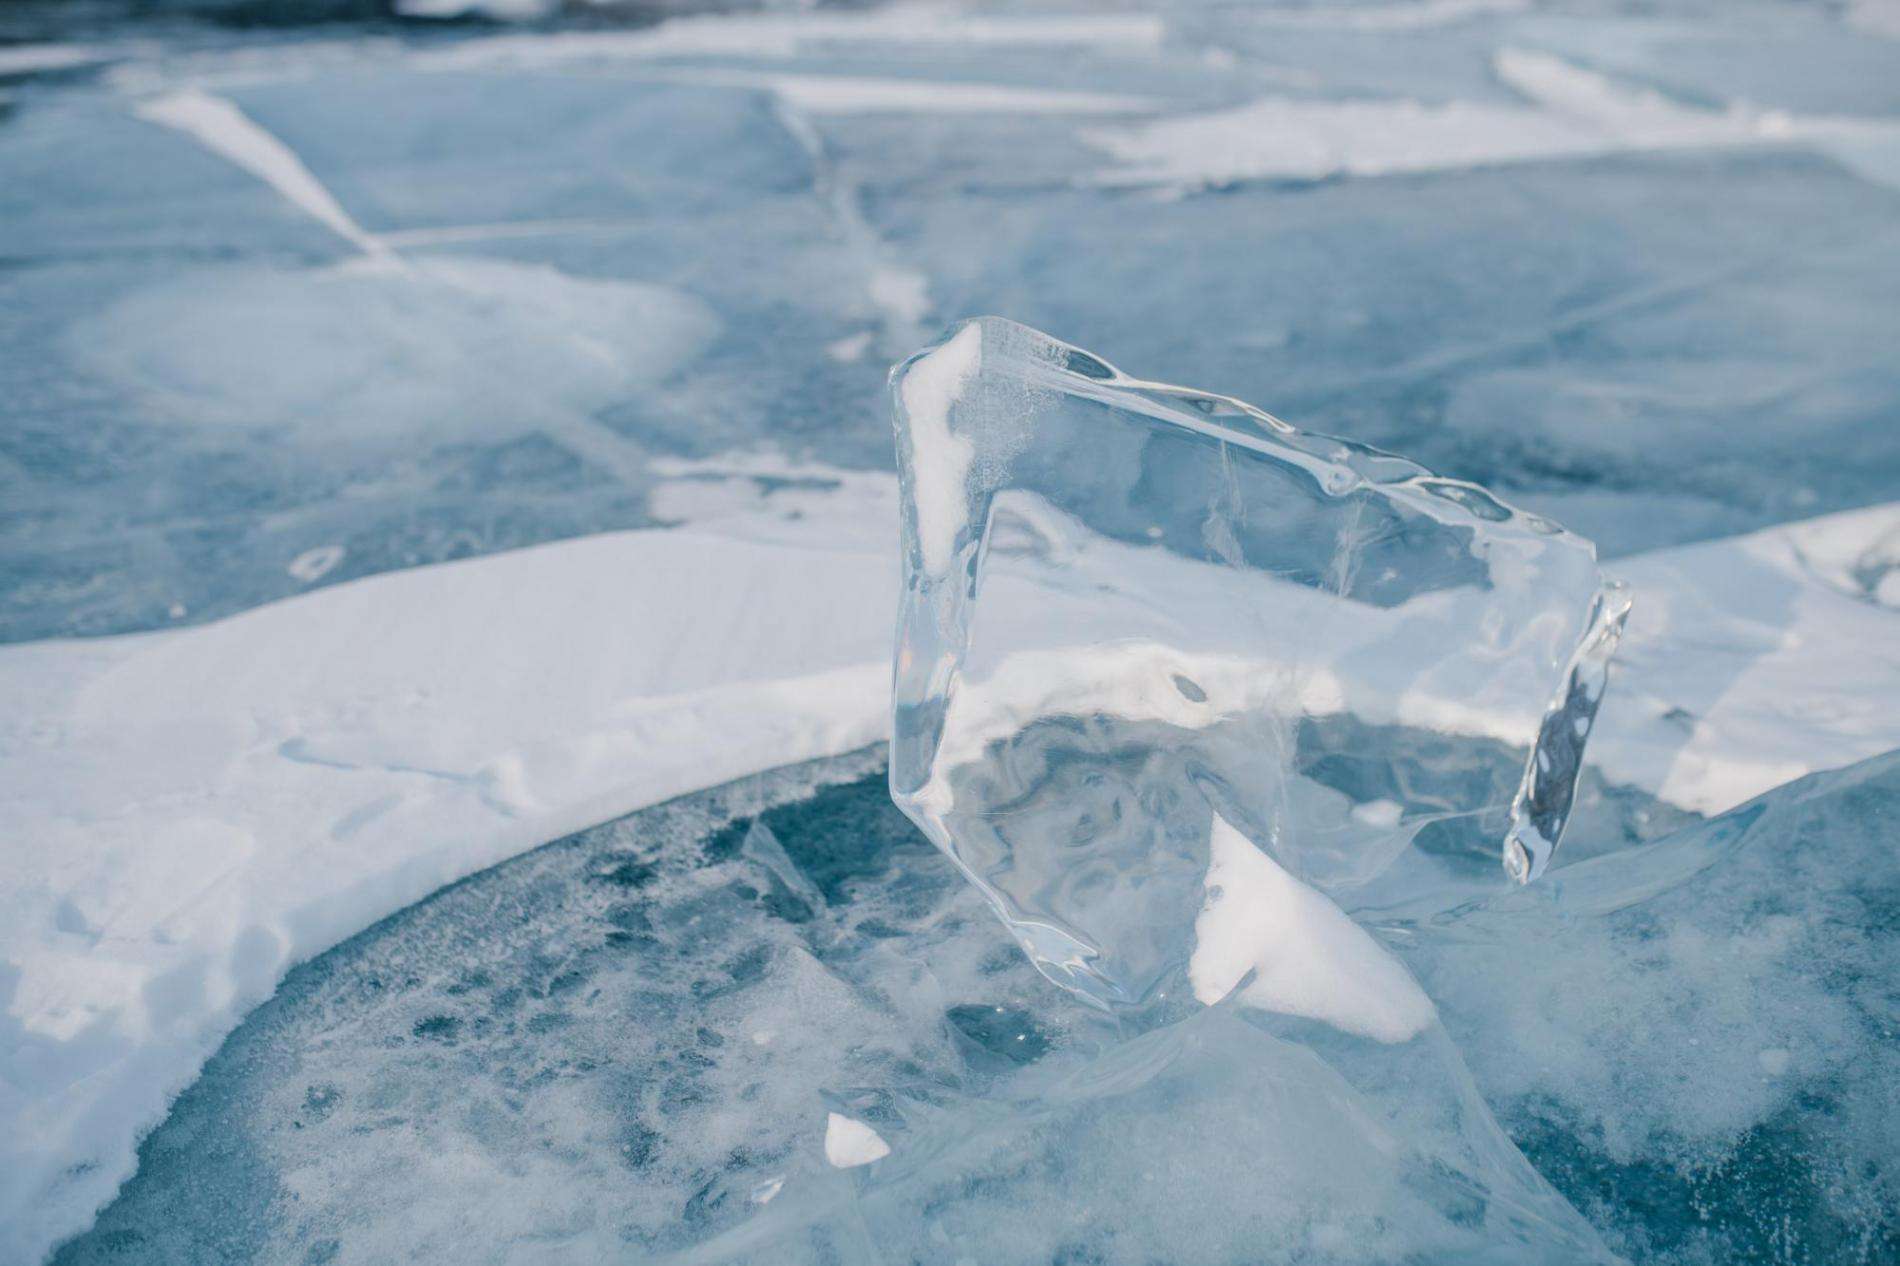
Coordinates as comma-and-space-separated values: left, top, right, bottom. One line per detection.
890, 316, 1624, 1016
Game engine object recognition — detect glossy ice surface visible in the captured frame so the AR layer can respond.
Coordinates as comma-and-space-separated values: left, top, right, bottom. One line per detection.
4, 0, 1900, 645
890, 318, 1625, 1012
3, 0, 1899, 1262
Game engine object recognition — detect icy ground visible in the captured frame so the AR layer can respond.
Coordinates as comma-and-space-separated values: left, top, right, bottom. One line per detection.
49, 749, 1900, 1264
2, 0, 1899, 1261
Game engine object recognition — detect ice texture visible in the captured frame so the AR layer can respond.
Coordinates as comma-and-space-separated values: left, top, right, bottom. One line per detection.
891, 317, 1626, 1015
5, 3, 1899, 1260
10, 467, 1896, 1265
1406, 750, 1900, 1262
49, 744, 1897, 1265
57, 753, 1616, 1266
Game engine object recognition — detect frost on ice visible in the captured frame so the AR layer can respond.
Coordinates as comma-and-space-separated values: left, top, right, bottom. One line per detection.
890, 317, 1628, 1016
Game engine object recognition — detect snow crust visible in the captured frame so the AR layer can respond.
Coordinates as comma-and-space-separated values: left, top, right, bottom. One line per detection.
413, 7, 1165, 72
1085, 49, 1900, 190
4, 467, 1896, 1261
895, 322, 983, 574
1191, 814, 1434, 1042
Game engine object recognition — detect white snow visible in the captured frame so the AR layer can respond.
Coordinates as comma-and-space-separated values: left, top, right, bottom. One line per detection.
825, 331, 876, 364
73, 255, 716, 463
0, 44, 112, 77
134, 89, 390, 259
1242, 0, 1527, 31
870, 264, 933, 328
638, 69, 1152, 117
823, 1112, 892, 1168
0, 515, 892, 1264
1191, 814, 1434, 1042
414, 7, 1165, 72
1594, 502, 1900, 814
3, 471, 1897, 1262
1085, 94, 1581, 187
898, 325, 983, 575
287, 546, 346, 584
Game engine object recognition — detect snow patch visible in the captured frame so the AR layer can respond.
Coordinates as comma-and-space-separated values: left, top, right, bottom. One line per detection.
1192, 814, 1434, 1043
135, 88, 388, 258
1243, 0, 1527, 31
823, 1112, 891, 1168
0, 44, 111, 77
71, 255, 716, 458
1596, 503, 1900, 814
1085, 49, 1900, 189
898, 324, 983, 575
3, 478, 1897, 1262
642, 69, 1151, 116
870, 265, 931, 328
416, 8, 1165, 72
287, 546, 345, 584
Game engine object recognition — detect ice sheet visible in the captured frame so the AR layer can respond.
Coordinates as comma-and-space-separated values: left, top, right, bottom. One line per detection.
2, 1, 1898, 1257
53, 759, 1613, 1266
8, 5, 1898, 645
5, 469, 1899, 1261
1405, 750, 1900, 1261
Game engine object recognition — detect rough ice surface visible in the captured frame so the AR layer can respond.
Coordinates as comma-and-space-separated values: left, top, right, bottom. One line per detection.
53, 748, 1897, 1265
890, 317, 1625, 1013
3, 0, 1899, 1260
55, 754, 1615, 1266
9, 477, 1898, 1266
6, 1, 1900, 642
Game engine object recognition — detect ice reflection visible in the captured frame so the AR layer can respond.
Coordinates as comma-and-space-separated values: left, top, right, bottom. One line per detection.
890, 318, 1626, 1014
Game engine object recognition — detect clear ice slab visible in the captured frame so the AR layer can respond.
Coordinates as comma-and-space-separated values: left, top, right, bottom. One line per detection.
890, 317, 1628, 1015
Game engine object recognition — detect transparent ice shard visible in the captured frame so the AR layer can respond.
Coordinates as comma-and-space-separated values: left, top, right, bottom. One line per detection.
890, 317, 1628, 1015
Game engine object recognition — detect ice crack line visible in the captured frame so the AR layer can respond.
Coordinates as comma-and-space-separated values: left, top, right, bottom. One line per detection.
134, 88, 393, 260
129, 86, 659, 488
771, 95, 932, 356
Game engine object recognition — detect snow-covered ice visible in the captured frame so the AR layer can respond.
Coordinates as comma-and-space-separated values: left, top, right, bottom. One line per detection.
49, 754, 1614, 1265
2, 0, 1898, 1259
6, 453, 1899, 1261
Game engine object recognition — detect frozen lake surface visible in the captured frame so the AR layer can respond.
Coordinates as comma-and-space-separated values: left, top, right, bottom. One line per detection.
4, 0, 1900, 643
2, 0, 1898, 1261
53, 749, 1900, 1264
